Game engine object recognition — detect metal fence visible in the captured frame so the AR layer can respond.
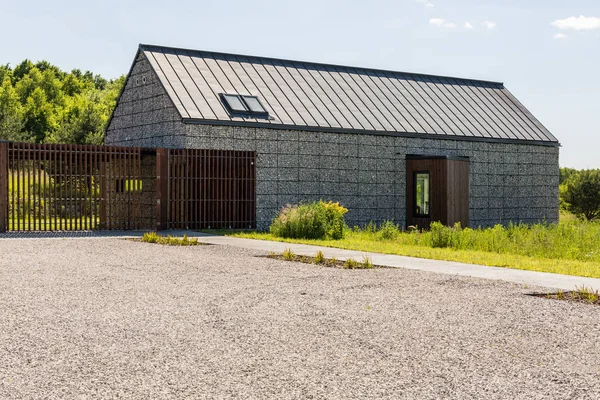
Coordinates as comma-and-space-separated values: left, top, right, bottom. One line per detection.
2, 142, 142, 231
0, 142, 256, 232
168, 149, 256, 230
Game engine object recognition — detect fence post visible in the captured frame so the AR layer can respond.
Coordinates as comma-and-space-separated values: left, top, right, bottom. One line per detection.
156, 148, 169, 231
0, 142, 8, 232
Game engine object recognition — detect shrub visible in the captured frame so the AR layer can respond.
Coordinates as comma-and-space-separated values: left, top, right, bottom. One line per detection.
270, 201, 348, 240
428, 222, 466, 248
562, 170, 600, 221
429, 221, 452, 248
343, 258, 359, 269
377, 220, 400, 240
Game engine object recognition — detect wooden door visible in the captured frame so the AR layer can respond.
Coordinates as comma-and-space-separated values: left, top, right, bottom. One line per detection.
406, 156, 469, 229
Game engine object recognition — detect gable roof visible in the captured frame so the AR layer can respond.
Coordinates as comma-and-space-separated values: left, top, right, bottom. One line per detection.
139, 44, 559, 145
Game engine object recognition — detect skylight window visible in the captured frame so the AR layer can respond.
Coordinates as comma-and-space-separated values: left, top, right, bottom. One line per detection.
241, 95, 266, 114
221, 94, 268, 116
222, 94, 248, 113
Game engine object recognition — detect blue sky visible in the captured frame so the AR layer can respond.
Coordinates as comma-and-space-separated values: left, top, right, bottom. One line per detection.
1, 0, 598, 168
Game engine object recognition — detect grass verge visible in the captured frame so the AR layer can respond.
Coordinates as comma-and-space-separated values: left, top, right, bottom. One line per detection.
221, 231, 600, 279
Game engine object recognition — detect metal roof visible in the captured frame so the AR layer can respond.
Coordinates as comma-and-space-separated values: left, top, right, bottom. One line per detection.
140, 44, 559, 145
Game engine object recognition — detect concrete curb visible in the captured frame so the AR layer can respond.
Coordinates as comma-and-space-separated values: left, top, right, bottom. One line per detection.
193, 234, 600, 292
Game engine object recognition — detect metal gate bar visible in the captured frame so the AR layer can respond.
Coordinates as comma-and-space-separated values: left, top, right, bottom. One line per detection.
167, 149, 256, 230
4, 142, 143, 231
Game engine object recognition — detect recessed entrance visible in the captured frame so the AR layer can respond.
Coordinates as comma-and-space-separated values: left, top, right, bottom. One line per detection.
406, 155, 470, 229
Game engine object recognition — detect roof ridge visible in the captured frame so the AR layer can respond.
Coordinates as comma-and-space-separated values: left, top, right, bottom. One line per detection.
138, 43, 504, 87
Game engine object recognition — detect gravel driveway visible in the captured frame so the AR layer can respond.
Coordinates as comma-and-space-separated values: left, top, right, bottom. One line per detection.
0, 238, 598, 399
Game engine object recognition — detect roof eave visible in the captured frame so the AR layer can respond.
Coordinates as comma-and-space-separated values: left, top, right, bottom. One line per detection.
181, 118, 561, 147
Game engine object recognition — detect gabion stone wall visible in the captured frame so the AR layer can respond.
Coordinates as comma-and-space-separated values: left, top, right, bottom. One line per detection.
106, 54, 560, 231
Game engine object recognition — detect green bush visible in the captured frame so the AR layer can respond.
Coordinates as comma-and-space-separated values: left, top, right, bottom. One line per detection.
377, 220, 400, 240
430, 221, 452, 248
270, 201, 348, 240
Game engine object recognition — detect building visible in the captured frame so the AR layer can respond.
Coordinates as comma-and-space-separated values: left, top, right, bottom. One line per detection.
105, 44, 560, 230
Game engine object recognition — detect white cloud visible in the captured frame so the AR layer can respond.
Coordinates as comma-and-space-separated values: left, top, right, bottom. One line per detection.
430, 18, 456, 29
551, 15, 600, 31
554, 33, 567, 39
416, 0, 434, 8
464, 22, 474, 29
483, 21, 496, 30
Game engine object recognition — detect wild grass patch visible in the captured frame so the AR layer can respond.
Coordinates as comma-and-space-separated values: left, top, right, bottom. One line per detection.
266, 250, 381, 270
140, 232, 200, 246
270, 201, 348, 240
530, 286, 600, 306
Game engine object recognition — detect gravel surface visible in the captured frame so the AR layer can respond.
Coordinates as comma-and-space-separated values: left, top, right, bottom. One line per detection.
0, 238, 599, 399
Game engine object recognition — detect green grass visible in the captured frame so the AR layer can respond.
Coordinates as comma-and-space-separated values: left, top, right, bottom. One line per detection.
219, 217, 600, 279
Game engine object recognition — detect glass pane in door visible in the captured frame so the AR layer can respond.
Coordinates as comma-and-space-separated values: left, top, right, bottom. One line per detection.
415, 172, 430, 216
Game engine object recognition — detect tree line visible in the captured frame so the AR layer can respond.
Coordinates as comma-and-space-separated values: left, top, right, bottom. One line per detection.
0, 59, 124, 145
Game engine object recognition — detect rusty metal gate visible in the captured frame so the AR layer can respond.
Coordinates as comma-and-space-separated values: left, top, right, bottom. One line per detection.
0, 142, 142, 231
167, 149, 256, 230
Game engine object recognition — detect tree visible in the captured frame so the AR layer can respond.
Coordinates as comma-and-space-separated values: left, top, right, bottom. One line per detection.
12, 59, 34, 81
0, 64, 12, 84
562, 170, 600, 221
22, 87, 57, 142
559, 167, 578, 185
47, 92, 106, 144
0, 77, 24, 140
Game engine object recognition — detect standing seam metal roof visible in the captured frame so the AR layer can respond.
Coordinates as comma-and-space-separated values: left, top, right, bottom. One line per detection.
139, 44, 559, 145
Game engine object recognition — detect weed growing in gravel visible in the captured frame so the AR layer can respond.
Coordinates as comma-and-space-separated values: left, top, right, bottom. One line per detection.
361, 256, 373, 269
574, 286, 599, 303
141, 232, 200, 246
142, 231, 160, 243
268, 250, 383, 270
282, 248, 296, 261
314, 251, 325, 264
556, 290, 564, 300
538, 286, 599, 305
